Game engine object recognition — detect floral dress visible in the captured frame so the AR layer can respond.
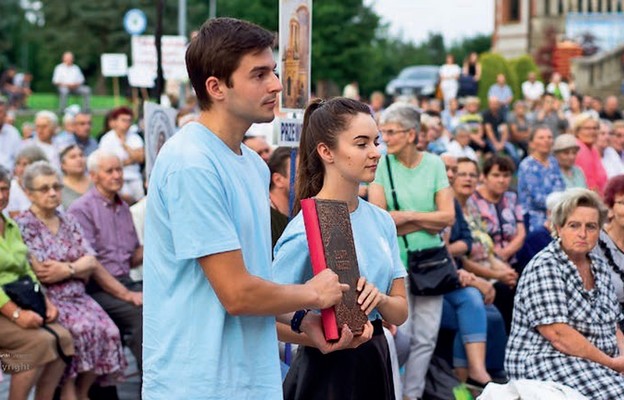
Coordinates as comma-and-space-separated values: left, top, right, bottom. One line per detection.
517, 155, 565, 233
15, 210, 126, 381
463, 198, 495, 265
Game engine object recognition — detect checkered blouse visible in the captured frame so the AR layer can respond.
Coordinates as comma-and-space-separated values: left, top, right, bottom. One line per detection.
505, 239, 624, 399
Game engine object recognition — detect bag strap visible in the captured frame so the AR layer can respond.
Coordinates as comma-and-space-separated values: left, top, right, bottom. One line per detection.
385, 155, 410, 250
42, 324, 73, 365
598, 233, 624, 286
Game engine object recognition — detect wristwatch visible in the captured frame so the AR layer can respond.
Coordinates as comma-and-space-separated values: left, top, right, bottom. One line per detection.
11, 307, 21, 322
290, 309, 310, 334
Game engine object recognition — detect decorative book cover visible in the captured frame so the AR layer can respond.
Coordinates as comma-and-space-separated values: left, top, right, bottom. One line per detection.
301, 198, 368, 341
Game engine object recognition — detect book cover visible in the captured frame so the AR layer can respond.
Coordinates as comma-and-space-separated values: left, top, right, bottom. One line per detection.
301, 198, 368, 341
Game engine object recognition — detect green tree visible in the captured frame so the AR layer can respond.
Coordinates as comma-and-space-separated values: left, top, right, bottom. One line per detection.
0, 0, 30, 70
33, 0, 180, 92
477, 52, 519, 108
509, 54, 541, 86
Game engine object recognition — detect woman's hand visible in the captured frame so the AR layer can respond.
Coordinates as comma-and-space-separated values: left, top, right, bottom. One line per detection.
472, 278, 496, 305
357, 277, 385, 316
457, 269, 476, 287
492, 258, 518, 288
45, 296, 59, 323
31, 257, 72, 284
300, 314, 373, 354
15, 310, 44, 329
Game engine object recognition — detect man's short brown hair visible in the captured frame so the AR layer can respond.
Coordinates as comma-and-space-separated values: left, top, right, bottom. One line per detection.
185, 17, 275, 111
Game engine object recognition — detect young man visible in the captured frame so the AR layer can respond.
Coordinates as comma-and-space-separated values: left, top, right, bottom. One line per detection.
143, 18, 361, 399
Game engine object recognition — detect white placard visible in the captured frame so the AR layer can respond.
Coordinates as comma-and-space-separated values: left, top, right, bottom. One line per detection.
127, 65, 155, 88
101, 54, 128, 77
131, 35, 188, 81
144, 101, 177, 179
279, 118, 303, 146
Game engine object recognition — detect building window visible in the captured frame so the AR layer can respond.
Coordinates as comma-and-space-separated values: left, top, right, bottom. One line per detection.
503, 0, 521, 22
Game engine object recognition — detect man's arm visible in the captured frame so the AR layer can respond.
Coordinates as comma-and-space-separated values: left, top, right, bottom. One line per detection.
131, 246, 143, 268
199, 249, 348, 316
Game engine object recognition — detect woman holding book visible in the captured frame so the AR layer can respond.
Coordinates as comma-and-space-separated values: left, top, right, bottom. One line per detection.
272, 97, 408, 400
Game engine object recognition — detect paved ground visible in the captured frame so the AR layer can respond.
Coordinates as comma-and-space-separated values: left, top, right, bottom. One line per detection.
0, 348, 140, 399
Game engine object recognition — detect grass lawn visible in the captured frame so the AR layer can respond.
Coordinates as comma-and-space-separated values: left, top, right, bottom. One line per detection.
25, 93, 130, 111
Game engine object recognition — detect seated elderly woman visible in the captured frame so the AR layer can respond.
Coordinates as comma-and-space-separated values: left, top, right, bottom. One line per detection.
60, 144, 91, 209
14, 161, 141, 399
505, 188, 624, 399
5, 145, 48, 218
0, 165, 74, 400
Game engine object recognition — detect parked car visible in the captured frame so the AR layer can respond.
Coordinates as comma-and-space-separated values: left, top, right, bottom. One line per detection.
385, 65, 439, 97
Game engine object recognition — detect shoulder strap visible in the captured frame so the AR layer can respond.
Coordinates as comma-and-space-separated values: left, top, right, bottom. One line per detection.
42, 325, 73, 365
385, 155, 410, 250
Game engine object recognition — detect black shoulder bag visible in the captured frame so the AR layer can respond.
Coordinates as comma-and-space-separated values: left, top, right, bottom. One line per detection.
385, 155, 460, 296
3, 275, 72, 364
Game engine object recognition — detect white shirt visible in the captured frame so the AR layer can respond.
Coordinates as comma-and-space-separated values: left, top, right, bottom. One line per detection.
439, 64, 461, 80
4, 178, 30, 217
0, 123, 22, 171
446, 140, 478, 162
521, 80, 544, 101
99, 129, 144, 181
546, 82, 571, 102
52, 63, 85, 86
602, 146, 624, 178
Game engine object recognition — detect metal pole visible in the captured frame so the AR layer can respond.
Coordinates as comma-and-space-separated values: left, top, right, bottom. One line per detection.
209, 0, 216, 19
155, 0, 164, 103
178, 0, 187, 108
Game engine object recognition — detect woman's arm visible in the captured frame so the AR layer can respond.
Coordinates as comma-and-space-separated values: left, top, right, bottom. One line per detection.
373, 278, 408, 326
495, 222, 526, 262
276, 321, 315, 347
30, 255, 96, 284
391, 187, 455, 236
538, 322, 624, 372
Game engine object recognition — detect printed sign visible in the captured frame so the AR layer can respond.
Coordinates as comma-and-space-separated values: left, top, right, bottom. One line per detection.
279, 0, 312, 113
144, 101, 177, 179
279, 118, 303, 146
101, 54, 128, 77
131, 35, 188, 80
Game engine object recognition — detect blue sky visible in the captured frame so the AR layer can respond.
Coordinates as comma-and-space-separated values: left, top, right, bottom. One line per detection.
367, 0, 495, 44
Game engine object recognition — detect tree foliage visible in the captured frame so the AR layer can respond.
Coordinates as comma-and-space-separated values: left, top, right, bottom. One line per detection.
3, 0, 493, 99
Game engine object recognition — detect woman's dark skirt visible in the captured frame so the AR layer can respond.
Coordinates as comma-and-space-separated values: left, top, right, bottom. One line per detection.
283, 319, 394, 400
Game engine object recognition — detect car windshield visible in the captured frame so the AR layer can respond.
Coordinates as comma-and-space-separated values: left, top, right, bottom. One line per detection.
398, 68, 437, 80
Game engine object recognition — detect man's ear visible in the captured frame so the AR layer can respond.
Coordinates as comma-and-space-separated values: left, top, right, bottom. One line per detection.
316, 142, 333, 164
205, 76, 226, 102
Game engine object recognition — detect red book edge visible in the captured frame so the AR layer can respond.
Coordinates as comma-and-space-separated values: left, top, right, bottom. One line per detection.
300, 198, 339, 341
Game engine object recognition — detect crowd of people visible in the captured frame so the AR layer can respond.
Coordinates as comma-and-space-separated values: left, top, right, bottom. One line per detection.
1, 16, 624, 400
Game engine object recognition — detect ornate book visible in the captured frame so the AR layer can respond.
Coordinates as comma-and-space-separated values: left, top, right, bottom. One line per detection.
301, 198, 368, 341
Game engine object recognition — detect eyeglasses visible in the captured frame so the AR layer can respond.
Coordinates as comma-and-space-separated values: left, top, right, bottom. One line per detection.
456, 172, 479, 179
30, 184, 64, 193
380, 128, 410, 136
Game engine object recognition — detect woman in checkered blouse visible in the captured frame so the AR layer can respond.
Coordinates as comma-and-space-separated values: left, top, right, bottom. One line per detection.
505, 188, 624, 399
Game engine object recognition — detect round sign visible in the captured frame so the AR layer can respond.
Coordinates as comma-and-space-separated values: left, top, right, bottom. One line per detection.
124, 9, 147, 36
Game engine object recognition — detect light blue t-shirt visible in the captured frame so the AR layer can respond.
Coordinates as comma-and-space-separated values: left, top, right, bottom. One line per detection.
272, 198, 406, 321
143, 122, 281, 399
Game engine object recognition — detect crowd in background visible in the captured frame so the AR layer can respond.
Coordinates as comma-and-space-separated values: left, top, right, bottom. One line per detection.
2, 45, 624, 399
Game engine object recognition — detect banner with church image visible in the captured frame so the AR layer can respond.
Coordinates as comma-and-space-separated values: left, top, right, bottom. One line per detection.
279, 0, 312, 113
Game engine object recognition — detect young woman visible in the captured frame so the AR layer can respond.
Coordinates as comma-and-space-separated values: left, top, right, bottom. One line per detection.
273, 98, 408, 400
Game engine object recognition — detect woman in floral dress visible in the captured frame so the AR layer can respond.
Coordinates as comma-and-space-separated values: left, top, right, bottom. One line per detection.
15, 161, 126, 400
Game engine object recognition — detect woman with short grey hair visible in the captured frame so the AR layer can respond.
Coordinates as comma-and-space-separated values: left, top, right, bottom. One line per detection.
5, 145, 48, 218
506, 188, 624, 399
369, 102, 456, 398
16, 160, 129, 399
